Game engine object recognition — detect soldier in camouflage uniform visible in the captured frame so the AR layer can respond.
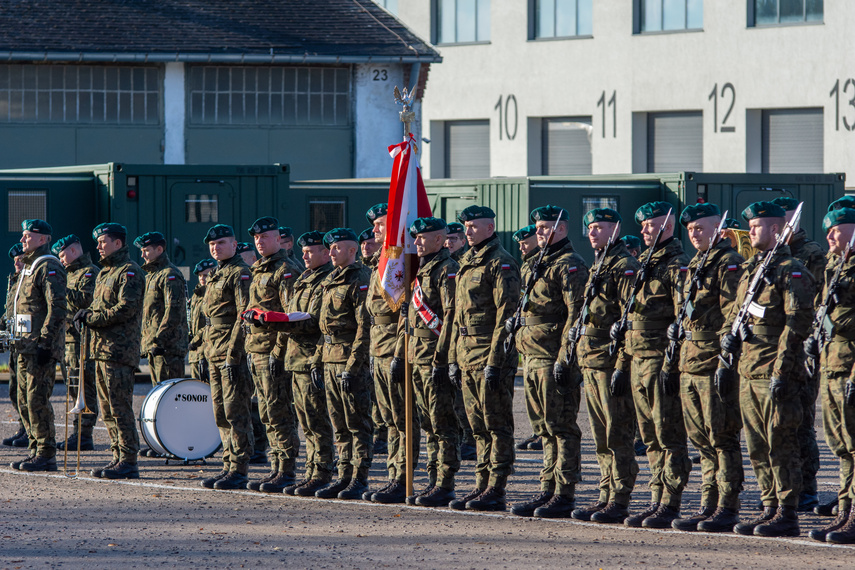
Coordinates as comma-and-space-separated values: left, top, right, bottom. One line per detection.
621, 235, 642, 259
721, 201, 815, 537
773, 196, 827, 512
665, 204, 746, 533
279, 226, 306, 273
311, 228, 373, 500
612, 201, 692, 528
394, 217, 460, 507
188, 259, 215, 382
135, 232, 188, 387
2, 243, 26, 448
448, 205, 521, 512
53, 235, 100, 452
76, 223, 143, 479
359, 227, 380, 260
8, 220, 66, 472
510, 206, 588, 519
445, 222, 468, 262
241, 217, 301, 493
198, 224, 254, 491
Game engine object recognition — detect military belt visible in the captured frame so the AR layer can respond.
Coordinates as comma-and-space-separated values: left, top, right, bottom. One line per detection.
458, 325, 493, 336
250, 325, 270, 334
324, 333, 355, 344
684, 330, 718, 341
580, 326, 610, 339
209, 316, 236, 326
412, 328, 436, 339
519, 315, 563, 326
750, 325, 784, 336
627, 320, 671, 330
370, 315, 397, 325
832, 333, 855, 342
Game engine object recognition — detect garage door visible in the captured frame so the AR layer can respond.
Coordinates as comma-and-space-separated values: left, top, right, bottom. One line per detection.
762, 108, 824, 173
647, 111, 703, 172
542, 117, 593, 175
445, 120, 490, 178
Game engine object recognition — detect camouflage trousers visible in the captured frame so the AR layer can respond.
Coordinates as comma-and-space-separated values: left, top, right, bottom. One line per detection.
798, 374, 820, 500
680, 372, 744, 509
412, 362, 460, 489
94, 360, 139, 464
190, 359, 207, 384
583, 367, 639, 505
631, 356, 691, 507
292, 370, 335, 481
368, 362, 387, 445
149, 353, 186, 385
461, 365, 516, 489
324, 362, 373, 480
209, 360, 253, 474
374, 355, 419, 482
820, 371, 855, 512
523, 357, 582, 497
454, 385, 475, 446
16, 354, 57, 457
8, 347, 19, 417
65, 341, 99, 434
248, 353, 299, 473
740, 376, 803, 507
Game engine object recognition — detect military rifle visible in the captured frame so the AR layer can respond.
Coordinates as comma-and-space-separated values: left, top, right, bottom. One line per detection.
608, 208, 673, 357
718, 202, 803, 369
503, 209, 564, 354
662, 211, 729, 372
805, 224, 855, 376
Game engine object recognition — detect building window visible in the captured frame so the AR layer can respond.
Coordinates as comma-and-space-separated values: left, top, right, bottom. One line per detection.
188, 66, 351, 126
8, 189, 47, 232
185, 195, 219, 224
435, 0, 491, 44
542, 117, 593, 175
751, 0, 822, 26
0, 64, 160, 124
309, 199, 346, 233
444, 120, 490, 178
374, 0, 398, 15
532, 0, 592, 39
637, 0, 703, 33
581, 196, 618, 237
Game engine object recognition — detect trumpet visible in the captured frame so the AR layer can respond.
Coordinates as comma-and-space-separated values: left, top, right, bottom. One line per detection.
64, 325, 94, 477
0, 318, 18, 353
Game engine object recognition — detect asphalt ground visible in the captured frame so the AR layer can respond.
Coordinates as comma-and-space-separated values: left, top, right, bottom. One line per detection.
1, 376, 854, 569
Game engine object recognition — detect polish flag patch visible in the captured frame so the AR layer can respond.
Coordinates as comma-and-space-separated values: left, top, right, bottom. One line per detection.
567, 266, 578, 273
727, 264, 738, 271
359, 284, 368, 291
84, 273, 92, 277
167, 275, 176, 281
283, 273, 292, 279
625, 270, 635, 276
48, 270, 56, 276
501, 264, 511, 270
792, 271, 802, 278
447, 273, 456, 279
679, 266, 689, 272
126, 272, 135, 277
240, 274, 250, 280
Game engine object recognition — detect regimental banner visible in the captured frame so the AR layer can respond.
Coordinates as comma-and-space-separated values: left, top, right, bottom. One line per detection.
379, 133, 432, 311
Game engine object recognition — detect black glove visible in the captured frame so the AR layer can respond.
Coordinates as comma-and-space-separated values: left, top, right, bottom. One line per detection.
150, 346, 165, 358
188, 337, 201, 351
658, 368, 680, 397
448, 363, 462, 390
240, 309, 262, 326
769, 376, 787, 402
390, 357, 405, 384
36, 345, 52, 367
609, 369, 629, 397
666, 323, 683, 342
198, 358, 210, 383
714, 367, 734, 400
221, 363, 240, 383
504, 317, 517, 334
609, 322, 625, 343
269, 355, 285, 378
430, 366, 449, 387
803, 336, 820, 361
720, 333, 741, 355
310, 366, 324, 393
369, 356, 375, 378
73, 309, 91, 332
484, 365, 501, 391
845, 380, 855, 407
339, 371, 355, 394
566, 326, 578, 343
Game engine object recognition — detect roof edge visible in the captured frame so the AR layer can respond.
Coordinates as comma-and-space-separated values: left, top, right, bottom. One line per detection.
0, 51, 442, 64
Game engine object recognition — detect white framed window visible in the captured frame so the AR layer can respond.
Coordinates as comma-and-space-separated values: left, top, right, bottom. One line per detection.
531, 0, 593, 39
374, 0, 398, 15
434, 0, 491, 44
750, 0, 822, 26
636, 0, 703, 33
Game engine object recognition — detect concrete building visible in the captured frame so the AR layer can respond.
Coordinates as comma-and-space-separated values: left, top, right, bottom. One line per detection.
386, 1, 852, 189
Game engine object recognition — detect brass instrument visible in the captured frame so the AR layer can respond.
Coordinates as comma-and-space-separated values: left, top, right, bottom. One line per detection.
723, 228, 759, 260
64, 326, 94, 477
0, 318, 17, 352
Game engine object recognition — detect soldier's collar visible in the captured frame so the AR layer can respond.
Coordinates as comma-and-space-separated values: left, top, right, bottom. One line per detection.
470, 233, 499, 253
100, 245, 130, 267
545, 237, 570, 257
142, 251, 170, 272
418, 248, 445, 268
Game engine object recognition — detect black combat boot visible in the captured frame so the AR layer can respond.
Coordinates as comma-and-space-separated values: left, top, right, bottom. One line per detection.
365, 480, 394, 502
294, 478, 331, 497
19, 455, 58, 472
590, 502, 630, 524
102, 461, 140, 480
642, 504, 681, 529
247, 471, 278, 491
11, 431, 29, 447
284, 477, 312, 496
315, 478, 351, 499
372, 480, 406, 503
753, 506, 799, 537
624, 503, 660, 528
733, 506, 777, 535
260, 472, 297, 493
2, 425, 25, 446
416, 486, 455, 508
466, 486, 506, 511
815, 497, 839, 517
534, 494, 576, 519
825, 508, 855, 544
10, 454, 35, 470
697, 507, 740, 533
57, 433, 95, 452
515, 434, 538, 450
212, 471, 247, 489
572, 501, 608, 521
510, 491, 553, 517
407, 481, 436, 505
809, 507, 850, 542
672, 506, 716, 531
449, 487, 485, 511
92, 459, 118, 479
338, 476, 369, 500
200, 470, 229, 488
798, 492, 819, 512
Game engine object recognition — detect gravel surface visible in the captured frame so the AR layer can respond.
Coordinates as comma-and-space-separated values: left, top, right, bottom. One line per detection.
1, 377, 853, 569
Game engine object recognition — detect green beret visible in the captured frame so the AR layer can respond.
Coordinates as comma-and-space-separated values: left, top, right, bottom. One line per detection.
409, 217, 447, 238
8, 242, 23, 259
823, 208, 855, 233
724, 218, 740, 229
248, 217, 279, 236
771, 196, 799, 211
22, 219, 52, 235
278, 226, 293, 239
323, 227, 359, 248
446, 222, 465, 234
741, 201, 786, 221
193, 258, 216, 274
366, 203, 388, 223
52, 234, 80, 256
458, 205, 496, 222
530, 205, 567, 223
93, 222, 127, 240
358, 228, 374, 243
829, 196, 855, 212
635, 201, 674, 224
512, 224, 537, 242
680, 203, 721, 227
235, 242, 253, 254
298, 231, 325, 248
203, 224, 235, 243
621, 235, 641, 250
583, 208, 621, 228
133, 231, 166, 249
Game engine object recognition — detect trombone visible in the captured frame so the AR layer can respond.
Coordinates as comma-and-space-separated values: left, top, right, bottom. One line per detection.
64, 325, 94, 477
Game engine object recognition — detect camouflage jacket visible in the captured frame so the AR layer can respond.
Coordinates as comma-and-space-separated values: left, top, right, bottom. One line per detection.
516, 239, 589, 363
311, 261, 371, 373
4, 271, 19, 325
677, 239, 744, 375
86, 245, 144, 367
13, 243, 67, 359
63, 252, 99, 345
578, 241, 640, 370
203, 254, 251, 365
140, 252, 188, 357
818, 253, 855, 375
285, 247, 306, 272
617, 238, 690, 368
244, 249, 299, 358
726, 245, 815, 380
450, 246, 467, 263
449, 234, 521, 370
188, 284, 206, 363
395, 247, 458, 366
367, 249, 400, 358
790, 229, 827, 301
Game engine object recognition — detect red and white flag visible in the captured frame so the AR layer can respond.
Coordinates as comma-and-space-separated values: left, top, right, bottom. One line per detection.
379, 133, 432, 311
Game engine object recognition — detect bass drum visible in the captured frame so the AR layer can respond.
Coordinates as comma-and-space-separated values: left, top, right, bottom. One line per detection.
138, 378, 221, 461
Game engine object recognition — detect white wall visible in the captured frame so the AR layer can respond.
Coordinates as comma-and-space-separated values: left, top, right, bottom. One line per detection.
163, 62, 185, 165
